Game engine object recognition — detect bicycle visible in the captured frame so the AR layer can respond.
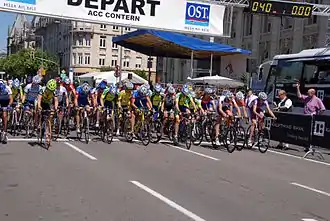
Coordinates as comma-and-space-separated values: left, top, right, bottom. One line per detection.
149, 110, 162, 144
38, 109, 53, 150
222, 116, 245, 153
77, 106, 90, 144
9, 104, 22, 136
132, 108, 151, 146
100, 107, 115, 144
178, 112, 192, 150
21, 104, 35, 138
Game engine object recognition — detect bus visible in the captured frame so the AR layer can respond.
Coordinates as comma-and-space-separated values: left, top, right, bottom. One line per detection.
257, 48, 330, 114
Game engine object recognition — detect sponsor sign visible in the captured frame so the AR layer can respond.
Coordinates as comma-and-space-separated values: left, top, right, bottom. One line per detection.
311, 115, 330, 149
1, 0, 226, 36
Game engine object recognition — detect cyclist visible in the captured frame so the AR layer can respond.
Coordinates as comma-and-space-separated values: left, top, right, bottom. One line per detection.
130, 85, 152, 134
174, 85, 196, 144
201, 87, 216, 112
235, 91, 248, 120
62, 77, 76, 115
100, 85, 118, 116
161, 86, 176, 133
94, 80, 108, 127
248, 92, 276, 145
75, 82, 93, 133
37, 79, 59, 112
0, 80, 13, 143
189, 91, 204, 115
55, 77, 69, 109
10, 78, 23, 125
150, 83, 164, 114
118, 82, 133, 111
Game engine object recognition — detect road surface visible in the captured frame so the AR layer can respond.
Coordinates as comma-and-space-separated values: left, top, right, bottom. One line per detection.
0, 135, 329, 221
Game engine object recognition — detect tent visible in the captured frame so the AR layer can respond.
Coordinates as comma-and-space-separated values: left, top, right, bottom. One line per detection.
112, 29, 251, 59
78, 71, 148, 85
187, 75, 244, 88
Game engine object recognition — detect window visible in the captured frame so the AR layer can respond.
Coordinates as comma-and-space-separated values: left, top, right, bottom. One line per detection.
125, 27, 131, 31
84, 53, 90, 65
78, 53, 83, 64
274, 60, 303, 83
72, 53, 76, 65
113, 26, 119, 30
99, 56, 105, 66
100, 24, 106, 29
135, 57, 142, 68
85, 36, 91, 46
78, 37, 83, 46
112, 42, 118, 49
111, 55, 118, 67
123, 57, 130, 68
99, 36, 106, 48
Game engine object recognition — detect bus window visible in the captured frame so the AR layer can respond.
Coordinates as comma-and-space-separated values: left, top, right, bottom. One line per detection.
303, 64, 318, 84
276, 60, 303, 83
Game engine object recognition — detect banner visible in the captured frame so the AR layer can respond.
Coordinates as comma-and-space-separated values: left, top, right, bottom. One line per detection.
270, 112, 312, 147
311, 115, 330, 149
1, 0, 226, 36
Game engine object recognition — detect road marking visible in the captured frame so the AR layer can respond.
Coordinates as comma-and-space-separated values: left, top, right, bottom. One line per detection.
302, 219, 319, 221
64, 142, 97, 161
291, 182, 330, 197
8, 138, 70, 142
167, 144, 220, 161
130, 181, 206, 221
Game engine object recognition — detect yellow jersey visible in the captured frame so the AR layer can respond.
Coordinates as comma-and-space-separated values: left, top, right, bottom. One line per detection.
118, 90, 132, 107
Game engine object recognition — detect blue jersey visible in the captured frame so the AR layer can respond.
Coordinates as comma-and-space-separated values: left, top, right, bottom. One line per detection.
132, 90, 148, 108
24, 83, 41, 103
0, 85, 11, 101
76, 86, 93, 106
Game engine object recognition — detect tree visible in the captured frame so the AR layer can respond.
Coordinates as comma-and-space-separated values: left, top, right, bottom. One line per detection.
100, 66, 114, 72
129, 69, 148, 80
1, 48, 59, 78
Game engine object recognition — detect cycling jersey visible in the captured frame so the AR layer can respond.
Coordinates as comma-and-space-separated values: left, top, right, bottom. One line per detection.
118, 90, 132, 107
176, 92, 191, 107
11, 86, 23, 102
55, 86, 67, 105
76, 86, 93, 106
245, 95, 258, 108
201, 95, 214, 110
151, 93, 163, 109
164, 94, 176, 111
253, 99, 268, 112
189, 98, 202, 110
132, 90, 148, 109
24, 83, 41, 103
102, 88, 117, 102
0, 85, 12, 108
39, 87, 57, 104
96, 88, 107, 104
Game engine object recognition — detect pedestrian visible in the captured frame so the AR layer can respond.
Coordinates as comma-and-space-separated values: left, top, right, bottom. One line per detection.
296, 83, 326, 151
274, 90, 293, 149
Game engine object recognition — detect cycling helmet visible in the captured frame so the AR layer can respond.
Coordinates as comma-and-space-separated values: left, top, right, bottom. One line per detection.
139, 85, 148, 96
236, 91, 244, 100
222, 90, 230, 97
144, 83, 150, 90
258, 92, 268, 100
167, 86, 175, 94
26, 76, 33, 84
125, 82, 134, 90
46, 79, 57, 91
226, 92, 233, 99
82, 83, 90, 94
204, 87, 212, 94
154, 83, 162, 93
181, 86, 189, 96
98, 80, 107, 90
32, 75, 41, 84
12, 78, 20, 89
109, 86, 117, 95
64, 77, 71, 85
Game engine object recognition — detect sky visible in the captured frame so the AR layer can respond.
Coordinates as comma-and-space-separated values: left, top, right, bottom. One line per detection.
0, 12, 16, 52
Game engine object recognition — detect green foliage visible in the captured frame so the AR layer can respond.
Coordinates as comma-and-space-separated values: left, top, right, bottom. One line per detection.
0, 48, 59, 78
128, 69, 148, 80
100, 66, 114, 72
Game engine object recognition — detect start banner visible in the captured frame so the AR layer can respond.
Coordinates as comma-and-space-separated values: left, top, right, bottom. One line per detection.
1, 0, 226, 36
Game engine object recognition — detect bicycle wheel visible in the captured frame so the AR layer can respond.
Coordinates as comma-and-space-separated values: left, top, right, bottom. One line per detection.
185, 123, 192, 150
140, 122, 150, 146
150, 120, 162, 143
10, 111, 17, 136
84, 117, 90, 144
105, 119, 114, 144
45, 120, 52, 150
123, 118, 133, 142
224, 127, 237, 153
235, 126, 246, 151
245, 125, 256, 149
192, 121, 203, 146
203, 121, 212, 142
53, 116, 62, 141
257, 129, 270, 153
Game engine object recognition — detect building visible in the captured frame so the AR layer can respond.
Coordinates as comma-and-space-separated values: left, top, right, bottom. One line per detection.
33, 17, 156, 79
7, 14, 35, 55
159, 0, 329, 84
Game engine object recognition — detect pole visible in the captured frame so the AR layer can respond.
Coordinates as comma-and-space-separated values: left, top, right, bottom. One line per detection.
190, 50, 194, 78
118, 26, 124, 83
69, 22, 74, 82
41, 35, 44, 67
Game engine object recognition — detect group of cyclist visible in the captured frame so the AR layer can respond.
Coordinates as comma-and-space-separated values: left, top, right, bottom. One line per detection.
0, 73, 276, 147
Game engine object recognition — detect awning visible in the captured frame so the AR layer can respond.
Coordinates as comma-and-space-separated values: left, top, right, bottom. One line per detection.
112, 29, 251, 59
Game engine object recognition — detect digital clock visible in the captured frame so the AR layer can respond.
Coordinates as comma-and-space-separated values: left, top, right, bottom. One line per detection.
248, 0, 313, 18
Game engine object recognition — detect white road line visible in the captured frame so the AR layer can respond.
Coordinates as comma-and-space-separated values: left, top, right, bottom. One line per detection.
302, 219, 319, 221
64, 142, 97, 161
291, 182, 330, 197
8, 138, 70, 142
130, 181, 206, 221
167, 144, 220, 161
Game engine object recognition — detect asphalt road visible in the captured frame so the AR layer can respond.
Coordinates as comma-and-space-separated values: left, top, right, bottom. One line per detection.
0, 134, 330, 221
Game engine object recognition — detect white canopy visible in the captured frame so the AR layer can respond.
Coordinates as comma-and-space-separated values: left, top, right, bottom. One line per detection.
187, 75, 244, 88
78, 71, 148, 85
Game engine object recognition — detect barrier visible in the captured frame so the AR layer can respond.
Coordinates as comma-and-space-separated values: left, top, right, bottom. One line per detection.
311, 115, 330, 149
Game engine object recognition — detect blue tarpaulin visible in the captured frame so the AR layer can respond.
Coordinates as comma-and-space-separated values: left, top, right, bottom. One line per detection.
112, 29, 251, 59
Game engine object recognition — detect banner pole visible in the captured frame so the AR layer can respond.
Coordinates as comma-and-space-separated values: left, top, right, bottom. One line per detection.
190, 50, 194, 78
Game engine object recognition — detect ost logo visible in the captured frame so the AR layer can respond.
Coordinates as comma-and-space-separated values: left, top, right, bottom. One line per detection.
7, 0, 36, 4
185, 2, 210, 27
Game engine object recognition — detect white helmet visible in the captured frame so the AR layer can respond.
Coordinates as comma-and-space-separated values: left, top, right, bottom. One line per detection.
258, 92, 267, 100
236, 91, 244, 100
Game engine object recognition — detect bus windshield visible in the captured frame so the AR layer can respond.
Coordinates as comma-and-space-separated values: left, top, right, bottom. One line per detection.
273, 60, 303, 83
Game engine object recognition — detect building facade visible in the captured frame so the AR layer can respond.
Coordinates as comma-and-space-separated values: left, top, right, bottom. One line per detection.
159, 0, 329, 84
33, 18, 156, 78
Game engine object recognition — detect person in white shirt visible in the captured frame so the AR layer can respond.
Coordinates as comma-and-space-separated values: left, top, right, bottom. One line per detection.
275, 90, 293, 149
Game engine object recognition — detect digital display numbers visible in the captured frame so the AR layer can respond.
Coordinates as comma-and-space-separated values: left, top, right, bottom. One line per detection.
248, 0, 313, 18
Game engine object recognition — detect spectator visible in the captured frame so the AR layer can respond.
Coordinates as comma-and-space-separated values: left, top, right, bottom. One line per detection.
275, 90, 293, 149
296, 83, 325, 115
296, 83, 326, 152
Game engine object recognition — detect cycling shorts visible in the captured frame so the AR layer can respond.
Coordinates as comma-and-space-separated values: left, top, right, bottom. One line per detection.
41, 102, 52, 111
104, 101, 115, 109
179, 105, 189, 113
0, 99, 10, 111
202, 101, 213, 110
